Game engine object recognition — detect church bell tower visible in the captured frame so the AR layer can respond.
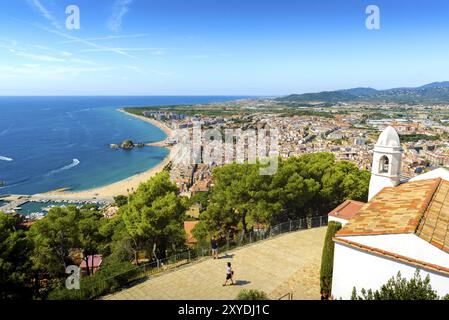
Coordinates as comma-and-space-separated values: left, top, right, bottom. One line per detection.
368, 126, 403, 201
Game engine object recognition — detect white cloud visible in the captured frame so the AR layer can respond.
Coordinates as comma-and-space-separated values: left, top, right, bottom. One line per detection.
1, 39, 100, 66
79, 47, 166, 55
15, 52, 66, 62
125, 65, 172, 77
59, 34, 149, 44
42, 27, 138, 59
22, 64, 41, 68
27, 0, 62, 30
108, 0, 133, 33
0, 64, 113, 78
69, 58, 99, 66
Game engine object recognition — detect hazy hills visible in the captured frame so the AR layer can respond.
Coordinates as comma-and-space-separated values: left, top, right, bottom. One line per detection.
278, 82, 449, 104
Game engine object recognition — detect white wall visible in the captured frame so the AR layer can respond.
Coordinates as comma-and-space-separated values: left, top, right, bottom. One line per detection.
342, 234, 449, 268
409, 168, 449, 182
328, 216, 348, 226
332, 242, 449, 299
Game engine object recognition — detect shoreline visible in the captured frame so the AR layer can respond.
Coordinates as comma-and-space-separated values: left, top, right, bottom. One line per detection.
41, 109, 177, 200
117, 108, 175, 140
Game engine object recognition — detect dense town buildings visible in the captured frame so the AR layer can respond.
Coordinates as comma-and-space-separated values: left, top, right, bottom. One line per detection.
141, 101, 449, 196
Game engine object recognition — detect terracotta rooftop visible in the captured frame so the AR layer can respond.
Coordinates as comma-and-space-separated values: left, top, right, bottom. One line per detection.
190, 180, 210, 193
328, 199, 366, 220
80, 255, 103, 269
416, 179, 449, 253
336, 178, 441, 237
336, 178, 449, 253
184, 221, 199, 245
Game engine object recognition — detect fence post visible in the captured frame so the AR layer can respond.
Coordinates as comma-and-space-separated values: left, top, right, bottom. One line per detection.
249, 233, 252, 244
188, 250, 191, 262
289, 220, 292, 232
320, 216, 323, 226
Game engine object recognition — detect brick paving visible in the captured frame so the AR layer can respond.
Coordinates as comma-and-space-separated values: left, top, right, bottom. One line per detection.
103, 227, 327, 300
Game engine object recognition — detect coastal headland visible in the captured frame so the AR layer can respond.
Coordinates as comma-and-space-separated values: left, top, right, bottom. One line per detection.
40, 109, 177, 200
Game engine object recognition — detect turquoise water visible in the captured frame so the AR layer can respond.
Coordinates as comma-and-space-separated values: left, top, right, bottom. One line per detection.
18, 201, 84, 216
0, 96, 248, 195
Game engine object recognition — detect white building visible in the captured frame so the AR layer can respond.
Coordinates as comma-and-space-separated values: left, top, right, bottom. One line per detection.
331, 126, 449, 299
368, 126, 403, 201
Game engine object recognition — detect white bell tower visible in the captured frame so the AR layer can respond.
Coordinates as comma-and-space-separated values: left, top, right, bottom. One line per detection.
368, 126, 403, 201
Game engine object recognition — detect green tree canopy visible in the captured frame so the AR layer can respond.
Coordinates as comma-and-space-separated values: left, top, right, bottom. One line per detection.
78, 210, 105, 275
28, 206, 81, 278
0, 212, 33, 299
120, 172, 187, 261
194, 153, 370, 242
28, 206, 108, 281
113, 195, 128, 207
196, 163, 277, 240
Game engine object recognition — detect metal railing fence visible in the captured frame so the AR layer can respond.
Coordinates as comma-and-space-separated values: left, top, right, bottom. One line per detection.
69, 215, 328, 299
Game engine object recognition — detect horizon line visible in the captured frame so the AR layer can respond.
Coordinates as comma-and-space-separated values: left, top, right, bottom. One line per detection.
0, 94, 279, 97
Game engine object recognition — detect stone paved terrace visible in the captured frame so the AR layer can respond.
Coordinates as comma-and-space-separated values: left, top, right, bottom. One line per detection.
104, 227, 327, 300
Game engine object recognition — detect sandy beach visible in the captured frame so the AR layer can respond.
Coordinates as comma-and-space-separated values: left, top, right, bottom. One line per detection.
42, 109, 177, 200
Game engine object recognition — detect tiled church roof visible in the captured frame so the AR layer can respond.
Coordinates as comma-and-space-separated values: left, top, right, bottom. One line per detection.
416, 179, 449, 253
337, 178, 449, 253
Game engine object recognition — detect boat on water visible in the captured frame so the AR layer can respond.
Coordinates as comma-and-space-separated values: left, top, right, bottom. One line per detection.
27, 212, 45, 221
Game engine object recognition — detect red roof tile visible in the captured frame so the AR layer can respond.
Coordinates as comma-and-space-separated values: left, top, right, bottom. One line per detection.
80, 255, 102, 269
336, 178, 441, 237
184, 221, 199, 245
328, 199, 366, 220
336, 178, 449, 253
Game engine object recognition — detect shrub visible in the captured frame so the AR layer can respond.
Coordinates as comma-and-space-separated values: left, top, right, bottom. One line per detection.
351, 270, 441, 300
320, 221, 342, 297
236, 289, 269, 300
113, 195, 128, 207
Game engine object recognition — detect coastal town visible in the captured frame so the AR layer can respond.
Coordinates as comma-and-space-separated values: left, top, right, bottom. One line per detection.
2, 98, 449, 224
2, 98, 449, 302
127, 99, 449, 198
3, 0, 449, 310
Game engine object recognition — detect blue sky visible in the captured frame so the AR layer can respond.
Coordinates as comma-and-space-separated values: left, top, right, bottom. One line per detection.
1, 0, 449, 95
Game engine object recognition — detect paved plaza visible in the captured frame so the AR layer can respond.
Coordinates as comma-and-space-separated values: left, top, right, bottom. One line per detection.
104, 227, 327, 300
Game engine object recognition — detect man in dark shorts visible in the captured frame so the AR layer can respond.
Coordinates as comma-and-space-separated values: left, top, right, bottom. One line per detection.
211, 237, 219, 259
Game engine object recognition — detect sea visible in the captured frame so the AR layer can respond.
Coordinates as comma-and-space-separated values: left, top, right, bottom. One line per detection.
0, 96, 247, 195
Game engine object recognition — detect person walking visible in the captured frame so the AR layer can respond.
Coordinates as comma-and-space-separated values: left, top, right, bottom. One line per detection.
223, 262, 234, 286
211, 236, 219, 259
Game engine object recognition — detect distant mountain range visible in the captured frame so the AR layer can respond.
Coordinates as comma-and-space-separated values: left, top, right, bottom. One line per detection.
277, 82, 449, 104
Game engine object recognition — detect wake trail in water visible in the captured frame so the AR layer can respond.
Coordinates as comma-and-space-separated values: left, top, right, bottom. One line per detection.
0, 178, 31, 189
0, 156, 13, 161
0, 124, 13, 136
47, 159, 80, 176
